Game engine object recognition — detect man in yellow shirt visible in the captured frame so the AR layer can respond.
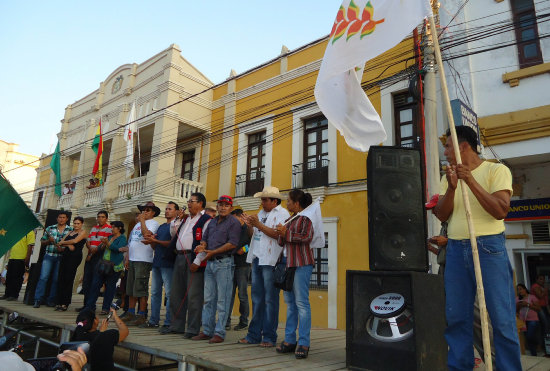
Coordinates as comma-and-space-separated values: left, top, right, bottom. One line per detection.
434, 126, 521, 371
1, 231, 35, 301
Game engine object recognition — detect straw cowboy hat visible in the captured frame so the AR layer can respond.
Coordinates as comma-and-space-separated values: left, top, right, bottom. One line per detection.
254, 186, 283, 199
137, 201, 161, 217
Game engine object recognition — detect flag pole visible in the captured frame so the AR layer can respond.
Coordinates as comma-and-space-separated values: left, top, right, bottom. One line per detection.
135, 100, 142, 178
428, 14, 493, 370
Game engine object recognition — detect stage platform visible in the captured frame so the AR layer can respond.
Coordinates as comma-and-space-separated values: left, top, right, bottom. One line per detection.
0, 294, 346, 370
2, 293, 550, 370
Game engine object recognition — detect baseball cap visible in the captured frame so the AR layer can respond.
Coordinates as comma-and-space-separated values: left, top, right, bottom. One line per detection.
217, 195, 233, 205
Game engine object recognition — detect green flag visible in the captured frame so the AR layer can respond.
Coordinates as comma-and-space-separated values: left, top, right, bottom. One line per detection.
50, 141, 62, 197
0, 174, 41, 257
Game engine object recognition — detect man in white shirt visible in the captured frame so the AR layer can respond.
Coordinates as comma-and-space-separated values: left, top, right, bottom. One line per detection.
160, 193, 212, 337
238, 186, 290, 347
124, 202, 160, 326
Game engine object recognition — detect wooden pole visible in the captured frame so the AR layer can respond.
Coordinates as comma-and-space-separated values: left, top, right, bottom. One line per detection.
428, 14, 493, 370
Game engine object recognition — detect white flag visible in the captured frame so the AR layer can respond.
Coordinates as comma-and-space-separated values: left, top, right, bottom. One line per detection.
299, 197, 325, 249
315, 0, 432, 152
123, 102, 137, 178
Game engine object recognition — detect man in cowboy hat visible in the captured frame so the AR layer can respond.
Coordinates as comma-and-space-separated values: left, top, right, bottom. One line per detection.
238, 186, 290, 347
123, 202, 160, 326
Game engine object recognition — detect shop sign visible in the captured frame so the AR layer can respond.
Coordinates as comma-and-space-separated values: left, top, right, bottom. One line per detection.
450, 99, 481, 153
505, 198, 550, 221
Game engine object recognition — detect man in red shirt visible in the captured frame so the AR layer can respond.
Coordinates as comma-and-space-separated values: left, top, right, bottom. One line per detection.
76, 210, 112, 312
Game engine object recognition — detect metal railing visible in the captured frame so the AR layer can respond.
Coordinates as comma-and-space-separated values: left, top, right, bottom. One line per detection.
235, 170, 265, 197
292, 159, 329, 189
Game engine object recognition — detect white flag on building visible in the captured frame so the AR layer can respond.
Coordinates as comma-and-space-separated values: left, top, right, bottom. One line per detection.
123, 102, 137, 178
299, 197, 325, 249
314, 0, 432, 152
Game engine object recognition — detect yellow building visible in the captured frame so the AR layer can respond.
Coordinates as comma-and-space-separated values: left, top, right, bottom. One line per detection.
0, 139, 39, 206
32, 34, 421, 329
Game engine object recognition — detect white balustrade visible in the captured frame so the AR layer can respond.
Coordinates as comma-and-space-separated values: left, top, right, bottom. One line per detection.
57, 193, 73, 210
118, 176, 147, 200
174, 178, 204, 201
83, 186, 103, 206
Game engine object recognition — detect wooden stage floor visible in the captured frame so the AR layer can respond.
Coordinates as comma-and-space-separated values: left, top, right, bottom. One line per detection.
2, 292, 550, 370
0, 293, 346, 370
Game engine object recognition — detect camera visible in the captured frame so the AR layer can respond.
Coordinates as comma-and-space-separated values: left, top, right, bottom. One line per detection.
106, 302, 120, 321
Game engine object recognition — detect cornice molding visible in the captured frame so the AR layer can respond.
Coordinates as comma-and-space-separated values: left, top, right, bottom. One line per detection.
164, 62, 213, 88
212, 60, 321, 110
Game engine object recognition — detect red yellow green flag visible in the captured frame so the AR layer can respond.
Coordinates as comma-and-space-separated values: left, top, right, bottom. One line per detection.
92, 119, 103, 185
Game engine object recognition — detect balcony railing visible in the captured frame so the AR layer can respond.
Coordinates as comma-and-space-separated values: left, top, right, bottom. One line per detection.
175, 178, 204, 200
118, 176, 147, 200
292, 159, 329, 189
58, 193, 73, 210
235, 170, 265, 198
84, 186, 104, 206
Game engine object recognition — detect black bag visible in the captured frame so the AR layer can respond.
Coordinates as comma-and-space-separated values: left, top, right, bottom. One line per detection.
97, 259, 115, 276
273, 263, 296, 291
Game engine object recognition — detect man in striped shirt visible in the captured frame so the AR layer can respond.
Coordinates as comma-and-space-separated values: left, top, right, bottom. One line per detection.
34, 211, 72, 308
76, 210, 112, 312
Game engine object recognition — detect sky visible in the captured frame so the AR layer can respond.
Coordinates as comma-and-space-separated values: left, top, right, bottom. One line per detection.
0, 1, 338, 157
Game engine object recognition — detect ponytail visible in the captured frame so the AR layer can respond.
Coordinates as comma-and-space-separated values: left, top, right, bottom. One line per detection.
288, 189, 313, 209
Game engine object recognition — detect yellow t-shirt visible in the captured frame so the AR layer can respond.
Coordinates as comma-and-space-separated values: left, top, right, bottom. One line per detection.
440, 161, 512, 240
10, 231, 35, 260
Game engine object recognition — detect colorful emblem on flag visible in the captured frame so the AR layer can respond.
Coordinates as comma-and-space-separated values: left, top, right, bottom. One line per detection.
329, 1, 385, 44
92, 119, 104, 185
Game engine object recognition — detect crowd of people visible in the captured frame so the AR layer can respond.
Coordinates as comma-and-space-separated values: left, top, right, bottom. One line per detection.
3, 185, 318, 365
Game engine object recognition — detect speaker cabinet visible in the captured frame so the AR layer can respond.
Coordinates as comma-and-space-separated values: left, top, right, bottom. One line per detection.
367, 146, 428, 271
346, 270, 446, 371
23, 263, 42, 305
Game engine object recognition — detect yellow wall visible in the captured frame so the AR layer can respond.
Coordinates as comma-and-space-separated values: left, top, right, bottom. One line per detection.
214, 36, 415, 330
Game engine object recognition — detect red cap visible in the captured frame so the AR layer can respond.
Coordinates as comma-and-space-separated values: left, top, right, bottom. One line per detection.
425, 194, 439, 210
217, 195, 233, 205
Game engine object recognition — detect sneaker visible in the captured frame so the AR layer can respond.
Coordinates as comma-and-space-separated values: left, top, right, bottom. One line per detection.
158, 325, 173, 335
118, 311, 129, 319
121, 313, 136, 323
129, 315, 147, 326
183, 332, 196, 339
33, 301, 41, 308
233, 323, 248, 331
225, 324, 231, 331
138, 322, 159, 329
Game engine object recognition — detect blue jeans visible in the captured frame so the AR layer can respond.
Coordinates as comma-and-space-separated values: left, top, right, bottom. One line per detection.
34, 254, 61, 304
283, 264, 313, 347
524, 321, 540, 356
150, 266, 173, 326
445, 233, 521, 371
245, 258, 280, 345
202, 256, 234, 338
85, 271, 121, 312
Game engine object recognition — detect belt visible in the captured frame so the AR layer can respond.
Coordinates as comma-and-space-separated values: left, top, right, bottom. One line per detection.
214, 254, 231, 260
176, 250, 192, 255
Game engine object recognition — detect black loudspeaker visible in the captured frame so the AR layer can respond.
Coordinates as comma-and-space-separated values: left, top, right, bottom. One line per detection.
367, 146, 428, 271
346, 270, 446, 371
24, 263, 42, 305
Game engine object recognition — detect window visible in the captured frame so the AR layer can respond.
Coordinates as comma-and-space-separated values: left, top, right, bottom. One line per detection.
310, 232, 329, 289
303, 116, 329, 188
511, 0, 543, 68
531, 222, 550, 244
393, 91, 420, 148
245, 131, 266, 196
35, 191, 44, 213
181, 150, 195, 180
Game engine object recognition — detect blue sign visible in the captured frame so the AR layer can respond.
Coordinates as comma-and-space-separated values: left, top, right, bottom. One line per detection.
506, 198, 550, 221
450, 99, 481, 153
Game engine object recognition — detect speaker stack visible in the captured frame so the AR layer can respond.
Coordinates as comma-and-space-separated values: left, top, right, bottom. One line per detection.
346, 147, 446, 371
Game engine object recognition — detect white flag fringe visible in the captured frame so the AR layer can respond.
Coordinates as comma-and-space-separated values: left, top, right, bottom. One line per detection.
299, 197, 325, 249
123, 102, 137, 178
315, 0, 432, 152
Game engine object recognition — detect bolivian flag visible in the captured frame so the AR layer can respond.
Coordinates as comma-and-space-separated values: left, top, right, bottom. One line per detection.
92, 119, 103, 185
